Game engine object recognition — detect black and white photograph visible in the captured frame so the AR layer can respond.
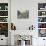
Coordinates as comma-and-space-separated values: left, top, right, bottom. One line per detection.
17, 10, 29, 19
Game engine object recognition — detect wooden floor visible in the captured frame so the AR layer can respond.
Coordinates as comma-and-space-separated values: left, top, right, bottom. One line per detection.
0, 45, 8, 46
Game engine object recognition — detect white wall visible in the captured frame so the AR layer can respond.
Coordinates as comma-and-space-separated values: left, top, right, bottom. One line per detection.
11, 0, 46, 29
11, 0, 46, 46
11, 0, 38, 30
11, 0, 38, 45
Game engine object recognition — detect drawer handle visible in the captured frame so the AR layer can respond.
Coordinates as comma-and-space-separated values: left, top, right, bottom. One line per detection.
1, 39, 3, 40
43, 39, 45, 40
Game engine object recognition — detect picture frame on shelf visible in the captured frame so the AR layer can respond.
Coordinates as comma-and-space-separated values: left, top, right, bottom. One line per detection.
0, 3, 8, 10
38, 11, 46, 16
0, 17, 8, 22
0, 11, 8, 16
38, 17, 46, 22
5, 6, 8, 10
38, 29, 46, 37
38, 3, 46, 10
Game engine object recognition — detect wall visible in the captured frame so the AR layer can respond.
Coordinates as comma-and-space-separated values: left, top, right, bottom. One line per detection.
11, 0, 46, 46
11, 0, 38, 30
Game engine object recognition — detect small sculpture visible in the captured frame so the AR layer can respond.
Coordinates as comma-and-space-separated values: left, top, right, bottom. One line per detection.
11, 23, 16, 30
29, 25, 35, 30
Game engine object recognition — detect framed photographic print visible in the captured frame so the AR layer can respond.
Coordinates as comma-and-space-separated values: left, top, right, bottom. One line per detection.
17, 10, 29, 19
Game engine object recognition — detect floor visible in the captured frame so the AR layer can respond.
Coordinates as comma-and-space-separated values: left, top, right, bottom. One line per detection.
0, 45, 8, 46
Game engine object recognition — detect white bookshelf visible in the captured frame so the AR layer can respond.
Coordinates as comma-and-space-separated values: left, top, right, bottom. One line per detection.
38, 3, 46, 37
0, 0, 11, 45
38, 3, 46, 28
0, 3, 8, 22
0, 3, 8, 38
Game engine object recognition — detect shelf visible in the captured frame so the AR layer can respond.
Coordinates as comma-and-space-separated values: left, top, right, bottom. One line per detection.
38, 28, 46, 29
38, 22, 46, 23
38, 10, 46, 11
0, 16, 8, 17
38, 16, 46, 17
0, 10, 8, 11
0, 22, 8, 23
